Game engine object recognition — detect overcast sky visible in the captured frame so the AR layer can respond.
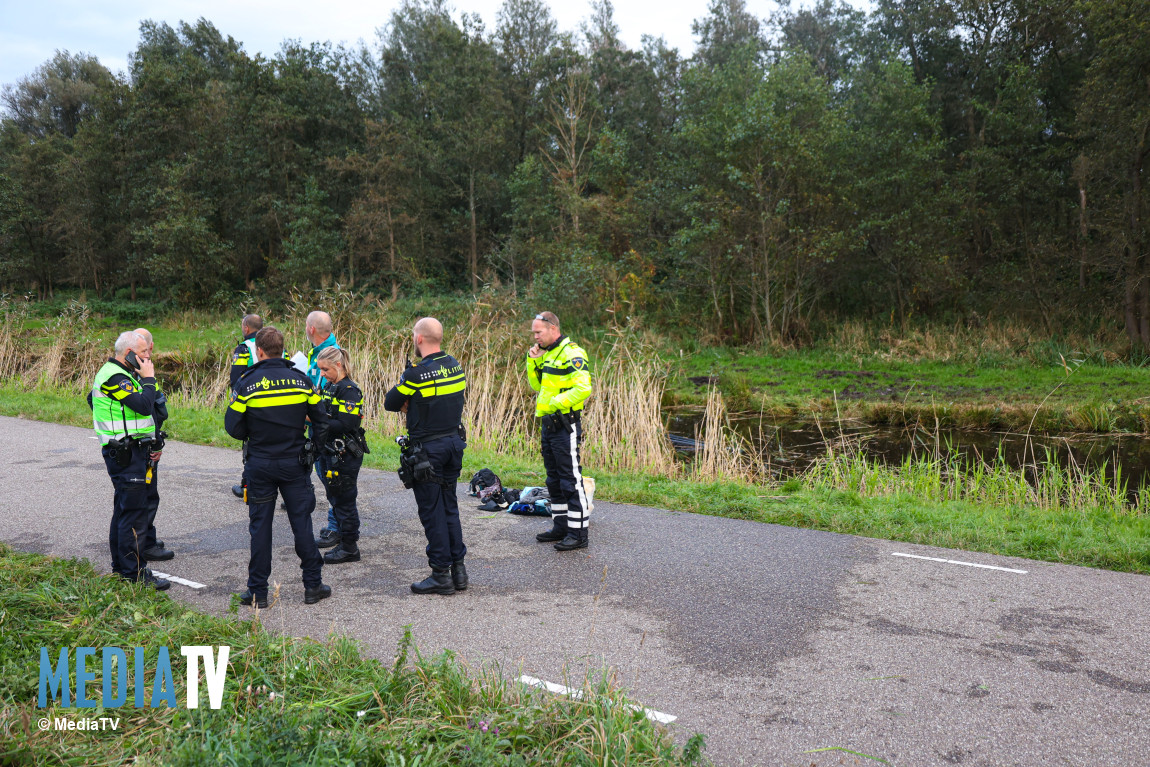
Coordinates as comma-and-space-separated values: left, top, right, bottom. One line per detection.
0, 0, 804, 88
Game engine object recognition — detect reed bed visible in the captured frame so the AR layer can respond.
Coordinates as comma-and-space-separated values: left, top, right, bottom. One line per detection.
1, 296, 1135, 502
690, 387, 766, 481
803, 435, 1141, 515
0, 295, 739, 481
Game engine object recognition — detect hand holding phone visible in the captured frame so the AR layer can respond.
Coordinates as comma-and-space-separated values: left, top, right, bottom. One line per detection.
138, 357, 155, 378
528, 343, 543, 358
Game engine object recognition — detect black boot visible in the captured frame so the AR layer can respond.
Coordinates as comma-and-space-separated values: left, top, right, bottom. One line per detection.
304, 583, 332, 604
134, 569, 171, 591
315, 529, 341, 548
411, 568, 455, 595
451, 560, 468, 591
554, 529, 588, 551
142, 545, 174, 562
536, 514, 568, 543
324, 545, 361, 564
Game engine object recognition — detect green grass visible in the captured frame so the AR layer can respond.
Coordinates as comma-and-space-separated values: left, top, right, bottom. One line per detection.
3, 384, 1147, 575
0, 545, 707, 766
671, 347, 1150, 432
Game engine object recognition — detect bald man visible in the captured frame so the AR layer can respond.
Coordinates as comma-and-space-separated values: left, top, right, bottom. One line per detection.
384, 317, 469, 595
132, 327, 174, 563
305, 310, 344, 547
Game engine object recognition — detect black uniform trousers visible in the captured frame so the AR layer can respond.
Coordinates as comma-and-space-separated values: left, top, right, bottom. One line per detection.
245, 456, 324, 598
541, 420, 588, 529
412, 435, 466, 568
103, 443, 152, 580
143, 461, 160, 550
322, 454, 362, 547
315, 452, 339, 532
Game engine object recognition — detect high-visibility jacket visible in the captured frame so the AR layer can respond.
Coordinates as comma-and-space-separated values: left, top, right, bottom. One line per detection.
525, 336, 592, 417
229, 333, 258, 391
91, 360, 157, 445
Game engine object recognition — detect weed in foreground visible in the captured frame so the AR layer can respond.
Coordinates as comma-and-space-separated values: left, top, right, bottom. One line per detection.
0, 544, 708, 767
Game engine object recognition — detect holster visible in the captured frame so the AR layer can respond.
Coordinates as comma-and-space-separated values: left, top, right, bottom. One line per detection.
398, 443, 452, 489
299, 439, 318, 468
107, 437, 134, 468
542, 412, 575, 434
343, 434, 365, 459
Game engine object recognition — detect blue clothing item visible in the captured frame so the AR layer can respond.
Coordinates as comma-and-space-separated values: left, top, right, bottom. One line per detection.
102, 443, 152, 580
306, 334, 340, 389
306, 337, 341, 530
412, 434, 466, 568
245, 456, 323, 598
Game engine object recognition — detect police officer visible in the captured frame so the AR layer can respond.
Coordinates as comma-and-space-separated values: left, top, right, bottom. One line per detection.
384, 317, 468, 595
305, 310, 344, 548
229, 313, 264, 499
88, 330, 170, 590
132, 327, 173, 563
527, 311, 593, 550
315, 346, 367, 564
225, 326, 332, 607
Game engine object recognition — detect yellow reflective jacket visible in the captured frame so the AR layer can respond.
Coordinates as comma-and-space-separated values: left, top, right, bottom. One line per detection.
525, 336, 592, 417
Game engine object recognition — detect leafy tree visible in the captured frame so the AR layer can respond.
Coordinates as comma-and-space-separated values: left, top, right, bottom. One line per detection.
1, 51, 115, 139
1077, 0, 1150, 349
692, 0, 765, 69
496, 0, 559, 164
273, 176, 345, 289
133, 166, 236, 304
841, 60, 955, 320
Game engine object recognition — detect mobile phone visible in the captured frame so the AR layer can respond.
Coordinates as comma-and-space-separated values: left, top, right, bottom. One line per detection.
125, 350, 141, 370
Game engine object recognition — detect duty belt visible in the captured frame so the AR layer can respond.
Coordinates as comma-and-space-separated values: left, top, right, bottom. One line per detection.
414, 427, 462, 445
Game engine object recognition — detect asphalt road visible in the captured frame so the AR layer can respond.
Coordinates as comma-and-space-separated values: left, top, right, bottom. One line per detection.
3, 415, 1149, 766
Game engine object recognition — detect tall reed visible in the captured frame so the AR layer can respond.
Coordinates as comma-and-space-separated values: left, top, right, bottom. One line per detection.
0, 296, 697, 478
803, 435, 1140, 515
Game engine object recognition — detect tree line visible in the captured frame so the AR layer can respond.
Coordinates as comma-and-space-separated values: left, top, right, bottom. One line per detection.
1, 0, 1147, 346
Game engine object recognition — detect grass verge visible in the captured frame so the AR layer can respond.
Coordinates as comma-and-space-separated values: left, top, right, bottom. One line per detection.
2, 384, 1147, 575
671, 347, 1150, 433
0, 544, 707, 766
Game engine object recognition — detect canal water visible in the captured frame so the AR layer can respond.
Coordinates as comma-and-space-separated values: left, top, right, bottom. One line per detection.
666, 413, 1150, 495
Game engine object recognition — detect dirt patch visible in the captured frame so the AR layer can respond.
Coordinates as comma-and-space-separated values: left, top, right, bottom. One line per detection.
813, 369, 877, 379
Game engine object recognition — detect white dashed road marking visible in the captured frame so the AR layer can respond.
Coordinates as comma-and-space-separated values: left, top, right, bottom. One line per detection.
892, 552, 1027, 574
149, 571, 207, 589
518, 675, 677, 724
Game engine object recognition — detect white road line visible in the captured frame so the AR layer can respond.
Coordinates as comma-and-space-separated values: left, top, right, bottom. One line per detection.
518, 675, 677, 724
891, 552, 1027, 574
149, 571, 207, 589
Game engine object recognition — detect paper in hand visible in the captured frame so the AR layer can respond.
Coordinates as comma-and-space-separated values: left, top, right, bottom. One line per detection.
290, 351, 308, 374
